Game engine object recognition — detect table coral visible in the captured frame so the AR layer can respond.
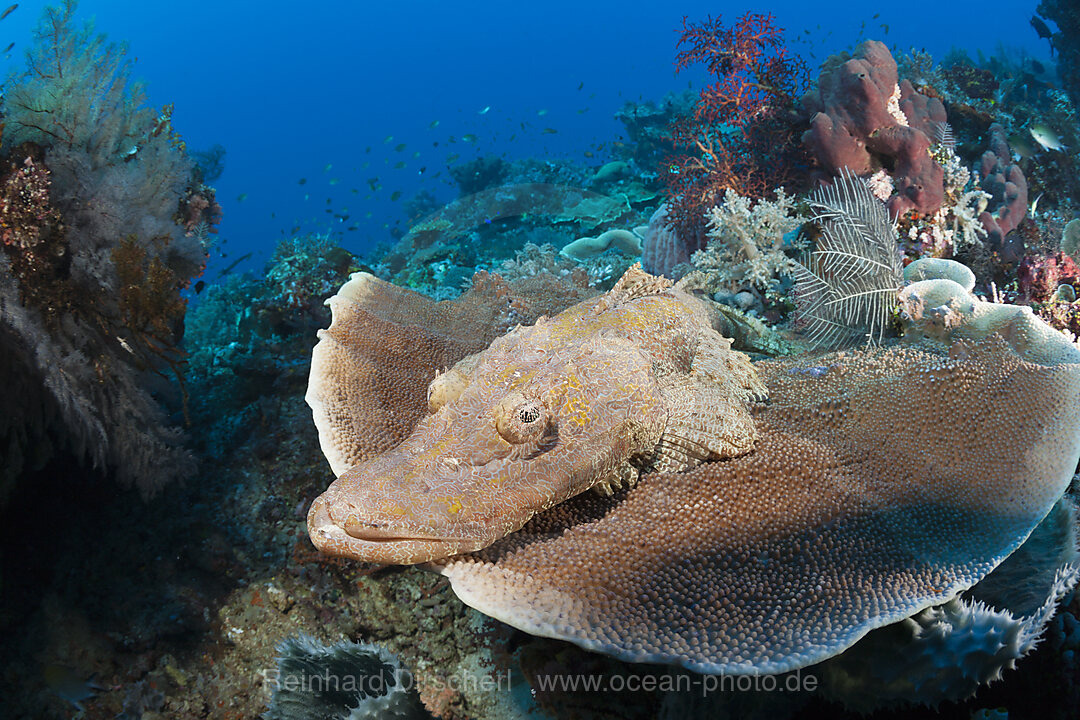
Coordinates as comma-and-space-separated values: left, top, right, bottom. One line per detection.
436, 335, 1080, 681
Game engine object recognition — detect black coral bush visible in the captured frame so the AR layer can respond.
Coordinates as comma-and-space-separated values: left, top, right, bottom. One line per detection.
0, 0, 211, 499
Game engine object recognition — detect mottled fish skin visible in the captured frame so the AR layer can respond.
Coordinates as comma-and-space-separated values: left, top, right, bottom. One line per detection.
308, 266, 765, 564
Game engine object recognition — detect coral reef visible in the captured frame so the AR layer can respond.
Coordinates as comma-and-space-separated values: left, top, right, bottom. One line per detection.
184, 232, 356, 458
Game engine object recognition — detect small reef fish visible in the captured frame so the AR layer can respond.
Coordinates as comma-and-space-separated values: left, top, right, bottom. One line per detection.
298, 177, 307, 185
394, 143, 406, 152
329, 178, 339, 185
323, 163, 332, 172
1008, 132, 1038, 159
383, 135, 394, 144
542, 127, 558, 134
462, 134, 477, 143
1030, 123, 1066, 151
393, 161, 406, 169
429, 120, 440, 129
0, 4, 16, 21
42, 664, 102, 712
390, 191, 402, 201
1031, 15, 1053, 42
3, 42, 13, 53
216, 251, 253, 278
478, 106, 490, 115
1030, 192, 1044, 218
236, 193, 248, 202
537, 109, 548, 116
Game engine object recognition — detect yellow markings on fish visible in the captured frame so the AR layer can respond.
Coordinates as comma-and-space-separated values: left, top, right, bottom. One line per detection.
565, 395, 592, 428
445, 497, 463, 515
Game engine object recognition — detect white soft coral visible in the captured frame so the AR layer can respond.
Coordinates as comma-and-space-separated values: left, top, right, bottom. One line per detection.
693, 189, 803, 292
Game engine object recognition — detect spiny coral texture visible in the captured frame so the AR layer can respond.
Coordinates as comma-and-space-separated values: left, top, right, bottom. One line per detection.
437, 337, 1080, 676
265, 634, 426, 720
801, 40, 948, 217
307, 265, 765, 564
0, 0, 204, 495
692, 188, 802, 292
792, 170, 904, 347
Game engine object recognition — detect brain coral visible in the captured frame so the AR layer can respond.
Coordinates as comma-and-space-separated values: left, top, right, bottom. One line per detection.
435, 337, 1080, 675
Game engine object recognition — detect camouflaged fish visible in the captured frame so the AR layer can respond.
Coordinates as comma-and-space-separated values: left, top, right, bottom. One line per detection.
307, 265, 766, 564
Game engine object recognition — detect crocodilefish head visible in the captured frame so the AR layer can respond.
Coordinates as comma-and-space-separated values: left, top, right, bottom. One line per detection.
307, 329, 665, 564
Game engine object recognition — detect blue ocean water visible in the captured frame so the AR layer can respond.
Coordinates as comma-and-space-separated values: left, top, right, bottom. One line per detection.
0, 0, 1052, 274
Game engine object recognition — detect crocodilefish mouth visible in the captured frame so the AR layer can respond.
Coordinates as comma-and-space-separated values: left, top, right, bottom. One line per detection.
306, 493, 490, 565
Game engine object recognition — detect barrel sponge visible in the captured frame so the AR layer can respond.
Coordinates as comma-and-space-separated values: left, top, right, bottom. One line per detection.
436, 338, 1080, 676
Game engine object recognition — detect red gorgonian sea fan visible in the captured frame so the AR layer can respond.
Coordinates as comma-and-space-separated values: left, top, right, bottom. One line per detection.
664, 13, 810, 239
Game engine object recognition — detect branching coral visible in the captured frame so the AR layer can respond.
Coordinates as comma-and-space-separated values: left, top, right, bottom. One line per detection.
663, 13, 810, 240
691, 188, 803, 293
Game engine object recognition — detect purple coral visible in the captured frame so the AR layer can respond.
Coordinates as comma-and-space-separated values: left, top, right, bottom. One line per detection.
978, 123, 1029, 264
800, 40, 948, 217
